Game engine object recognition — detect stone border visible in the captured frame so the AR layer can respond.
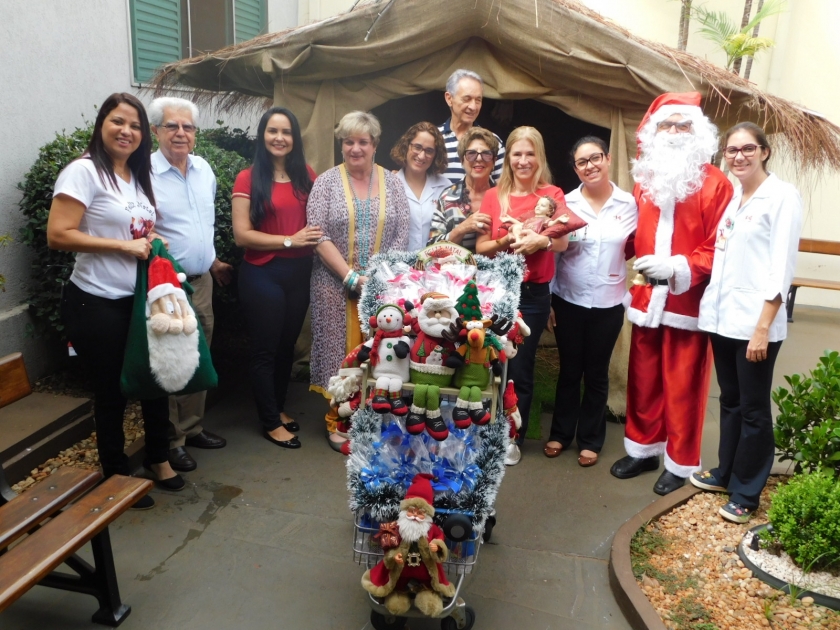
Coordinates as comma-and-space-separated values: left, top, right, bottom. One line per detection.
608, 485, 701, 630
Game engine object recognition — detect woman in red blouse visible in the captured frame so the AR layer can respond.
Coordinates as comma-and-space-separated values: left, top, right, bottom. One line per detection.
232, 107, 322, 449
476, 126, 570, 457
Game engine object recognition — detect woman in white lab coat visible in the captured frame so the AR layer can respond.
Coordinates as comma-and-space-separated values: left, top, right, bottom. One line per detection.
693, 122, 802, 523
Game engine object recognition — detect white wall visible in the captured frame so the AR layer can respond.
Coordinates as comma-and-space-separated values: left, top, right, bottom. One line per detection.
0, 0, 296, 377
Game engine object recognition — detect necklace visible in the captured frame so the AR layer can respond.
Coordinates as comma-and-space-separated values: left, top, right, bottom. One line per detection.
350, 169, 375, 270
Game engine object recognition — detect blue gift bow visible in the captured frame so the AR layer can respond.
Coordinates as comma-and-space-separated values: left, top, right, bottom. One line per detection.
360, 464, 396, 490
431, 463, 480, 494
381, 422, 405, 442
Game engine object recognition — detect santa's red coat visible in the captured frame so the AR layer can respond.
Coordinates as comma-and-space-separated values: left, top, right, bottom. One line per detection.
366, 523, 452, 594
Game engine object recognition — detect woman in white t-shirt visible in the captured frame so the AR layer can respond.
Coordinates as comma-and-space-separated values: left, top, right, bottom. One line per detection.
48, 93, 181, 510
692, 123, 803, 524
545, 136, 638, 467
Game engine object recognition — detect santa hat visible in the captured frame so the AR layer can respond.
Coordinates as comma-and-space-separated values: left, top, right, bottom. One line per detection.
400, 473, 435, 517
147, 256, 187, 305
636, 92, 704, 152
338, 345, 364, 377
503, 380, 522, 434
420, 292, 454, 311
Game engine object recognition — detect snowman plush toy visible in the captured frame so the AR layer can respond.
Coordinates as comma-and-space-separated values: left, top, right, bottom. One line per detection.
357, 304, 412, 415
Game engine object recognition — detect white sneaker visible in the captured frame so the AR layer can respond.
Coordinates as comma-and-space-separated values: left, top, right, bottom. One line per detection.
504, 443, 521, 466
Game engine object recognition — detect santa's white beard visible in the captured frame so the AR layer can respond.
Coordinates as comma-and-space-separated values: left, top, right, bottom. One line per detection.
632, 132, 710, 209
147, 322, 200, 392
417, 313, 453, 339
397, 510, 432, 542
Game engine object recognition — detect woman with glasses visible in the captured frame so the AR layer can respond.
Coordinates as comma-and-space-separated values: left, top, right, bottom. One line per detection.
391, 122, 449, 252
692, 123, 802, 523
307, 111, 410, 453
427, 127, 498, 252
544, 136, 638, 466
476, 126, 571, 459
232, 107, 321, 450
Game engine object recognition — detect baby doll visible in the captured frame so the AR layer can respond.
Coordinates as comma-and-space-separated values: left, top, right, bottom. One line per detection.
502, 196, 571, 240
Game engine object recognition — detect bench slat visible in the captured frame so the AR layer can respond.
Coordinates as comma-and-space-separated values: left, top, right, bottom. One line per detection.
0, 474, 152, 612
799, 238, 840, 256
0, 353, 31, 410
791, 277, 840, 291
0, 467, 102, 550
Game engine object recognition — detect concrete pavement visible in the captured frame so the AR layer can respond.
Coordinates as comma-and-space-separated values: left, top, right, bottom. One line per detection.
3, 305, 838, 630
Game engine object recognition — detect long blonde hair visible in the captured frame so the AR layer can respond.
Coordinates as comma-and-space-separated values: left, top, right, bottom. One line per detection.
497, 126, 553, 216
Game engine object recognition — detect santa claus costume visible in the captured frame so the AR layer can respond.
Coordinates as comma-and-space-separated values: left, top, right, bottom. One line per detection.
611, 93, 733, 494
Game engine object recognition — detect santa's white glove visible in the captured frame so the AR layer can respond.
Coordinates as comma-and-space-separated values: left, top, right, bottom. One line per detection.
633, 255, 674, 280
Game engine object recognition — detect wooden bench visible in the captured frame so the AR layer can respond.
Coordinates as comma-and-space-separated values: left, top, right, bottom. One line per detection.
0, 465, 152, 626
786, 238, 840, 322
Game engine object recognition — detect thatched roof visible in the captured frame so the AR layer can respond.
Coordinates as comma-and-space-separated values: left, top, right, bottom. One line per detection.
154, 0, 840, 175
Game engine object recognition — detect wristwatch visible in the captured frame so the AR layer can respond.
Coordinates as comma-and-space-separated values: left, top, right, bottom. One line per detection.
284, 236, 292, 248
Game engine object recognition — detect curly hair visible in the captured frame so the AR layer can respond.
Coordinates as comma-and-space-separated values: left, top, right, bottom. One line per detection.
457, 127, 499, 161
390, 122, 448, 175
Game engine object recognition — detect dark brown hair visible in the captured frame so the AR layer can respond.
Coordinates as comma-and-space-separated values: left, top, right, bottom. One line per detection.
724, 122, 772, 171
85, 92, 155, 206
569, 135, 609, 166
390, 122, 448, 175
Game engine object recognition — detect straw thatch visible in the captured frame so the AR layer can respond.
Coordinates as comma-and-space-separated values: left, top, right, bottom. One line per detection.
153, 0, 840, 176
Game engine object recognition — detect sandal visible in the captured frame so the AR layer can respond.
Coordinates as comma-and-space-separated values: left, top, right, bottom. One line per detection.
719, 501, 753, 524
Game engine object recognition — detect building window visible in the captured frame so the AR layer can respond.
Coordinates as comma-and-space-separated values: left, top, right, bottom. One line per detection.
130, 0, 266, 83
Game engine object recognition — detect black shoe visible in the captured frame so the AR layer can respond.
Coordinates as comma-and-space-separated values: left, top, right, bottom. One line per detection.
610, 455, 660, 479
264, 430, 301, 449
168, 446, 197, 472
452, 407, 471, 429
281, 421, 300, 433
185, 430, 227, 449
653, 470, 686, 496
406, 408, 426, 434
130, 495, 155, 510
142, 461, 186, 491
425, 415, 449, 441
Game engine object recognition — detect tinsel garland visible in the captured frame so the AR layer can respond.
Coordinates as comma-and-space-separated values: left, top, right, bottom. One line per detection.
346, 407, 509, 527
358, 250, 525, 336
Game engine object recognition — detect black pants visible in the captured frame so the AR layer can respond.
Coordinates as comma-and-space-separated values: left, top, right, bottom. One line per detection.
61, 282, 170, 477
548, 295, 625, 453
508, 282, 552, 446
709, 333, 782, 509
239, 256, 312, 431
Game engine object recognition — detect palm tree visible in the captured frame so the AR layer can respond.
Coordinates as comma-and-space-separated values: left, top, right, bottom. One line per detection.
692, 0, 786, 75
743, 0, 765, 80
677, 0, 693, 51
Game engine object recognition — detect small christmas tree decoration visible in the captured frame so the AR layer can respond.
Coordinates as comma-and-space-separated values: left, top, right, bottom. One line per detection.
455, 279, 482, 321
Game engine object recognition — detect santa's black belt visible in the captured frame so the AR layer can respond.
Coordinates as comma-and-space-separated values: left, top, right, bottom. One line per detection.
186, 274, 203, 283
647, 277, 669, 286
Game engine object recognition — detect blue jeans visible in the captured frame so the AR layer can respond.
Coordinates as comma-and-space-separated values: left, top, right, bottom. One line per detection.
508, 282, 552, 446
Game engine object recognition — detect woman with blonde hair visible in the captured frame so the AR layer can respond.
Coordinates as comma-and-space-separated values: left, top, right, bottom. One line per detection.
307, 111, 410, 452
476, 126, 570, 459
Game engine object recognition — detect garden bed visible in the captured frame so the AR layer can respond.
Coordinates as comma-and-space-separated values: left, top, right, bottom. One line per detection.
629, 479, 840, 630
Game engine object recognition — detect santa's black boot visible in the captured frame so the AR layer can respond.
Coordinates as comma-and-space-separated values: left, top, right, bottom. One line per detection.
425, 412, 449, 441
452, 398, 472, 429
469, 402, 491, 425
389, 394, 409, 416
406, 406, 427, 434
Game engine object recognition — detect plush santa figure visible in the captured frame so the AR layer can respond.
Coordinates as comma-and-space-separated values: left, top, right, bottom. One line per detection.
145, 255, 200, 392
503, 312, 531, 360
357, 304, 412, 415
610, 92, 733, 495
502, 380, 522, 466
327, 344, 365, 438
361, 474, 456, 617
406, 293, 459, 441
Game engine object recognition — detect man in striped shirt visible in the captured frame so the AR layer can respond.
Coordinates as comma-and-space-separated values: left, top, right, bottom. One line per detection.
438, 69, 505, 185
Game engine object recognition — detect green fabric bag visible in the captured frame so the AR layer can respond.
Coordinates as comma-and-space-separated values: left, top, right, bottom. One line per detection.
120, 239, 218, 399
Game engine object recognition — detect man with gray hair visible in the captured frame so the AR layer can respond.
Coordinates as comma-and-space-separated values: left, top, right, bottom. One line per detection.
438, 69, 505, 185
149, 96, 232, 473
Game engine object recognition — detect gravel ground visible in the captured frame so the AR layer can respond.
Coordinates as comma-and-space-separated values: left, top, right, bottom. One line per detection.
10, 375, 144, 494
633, 479, 840, 630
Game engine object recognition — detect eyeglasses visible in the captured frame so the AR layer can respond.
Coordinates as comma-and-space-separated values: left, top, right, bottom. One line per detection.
723, 144, 763, 159
161, 122, 197, 134
574, 152, 606, 170
409, 143, 436, 158
656, 120, 693, 133
464, 149, 494, 163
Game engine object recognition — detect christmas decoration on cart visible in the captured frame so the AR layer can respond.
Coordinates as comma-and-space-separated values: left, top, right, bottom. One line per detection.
357, 304, 413, 416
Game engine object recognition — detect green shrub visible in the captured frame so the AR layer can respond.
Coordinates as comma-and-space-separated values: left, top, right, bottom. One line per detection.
773, 350, 840, 477
767, 471, 840, 570
199, 123, 255, 161
17, 122, 249, 336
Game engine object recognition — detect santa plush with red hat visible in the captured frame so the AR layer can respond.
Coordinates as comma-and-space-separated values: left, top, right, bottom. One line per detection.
610, 92, 733, 495
146, 255, 200, 392
361, 474, 456, 617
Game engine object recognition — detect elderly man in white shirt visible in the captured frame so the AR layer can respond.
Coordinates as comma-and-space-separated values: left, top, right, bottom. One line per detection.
545, 136, 638, 468
150, 97, 233, 473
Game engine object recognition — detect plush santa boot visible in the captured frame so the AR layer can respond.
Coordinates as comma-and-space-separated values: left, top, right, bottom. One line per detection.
423, 387, 448, 441
468, 386, 490, 425
406, 385, 428, 434
452, 389, 473, 430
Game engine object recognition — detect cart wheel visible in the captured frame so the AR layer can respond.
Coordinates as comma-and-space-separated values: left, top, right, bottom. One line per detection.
370, 610, 406, 630
482, 515, 497, 542
443, 513, 473, 542
440, 605, 476, 630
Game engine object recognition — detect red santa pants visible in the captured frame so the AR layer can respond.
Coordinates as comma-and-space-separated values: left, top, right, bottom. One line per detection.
625, 324, 712, 477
